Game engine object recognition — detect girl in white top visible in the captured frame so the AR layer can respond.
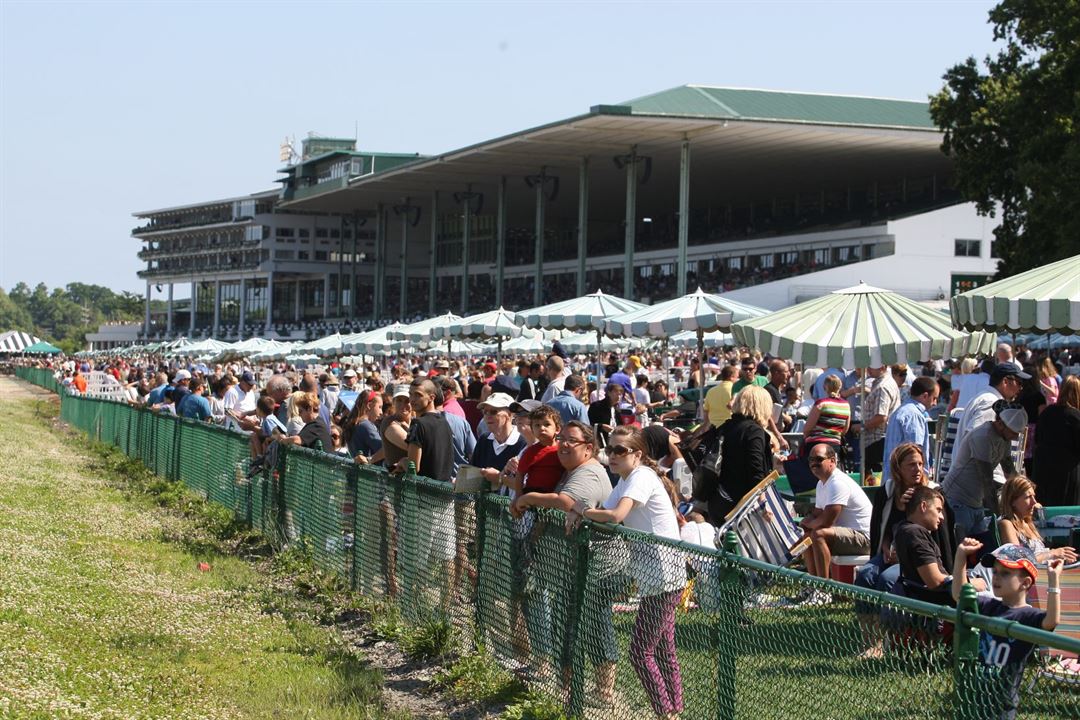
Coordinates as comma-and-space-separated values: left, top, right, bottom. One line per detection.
584, 426, 685, 720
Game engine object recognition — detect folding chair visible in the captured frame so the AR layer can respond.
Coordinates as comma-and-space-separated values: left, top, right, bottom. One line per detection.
717, 471, 810, 567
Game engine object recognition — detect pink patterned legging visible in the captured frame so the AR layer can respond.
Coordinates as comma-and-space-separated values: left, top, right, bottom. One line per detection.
630, 589, 684, 716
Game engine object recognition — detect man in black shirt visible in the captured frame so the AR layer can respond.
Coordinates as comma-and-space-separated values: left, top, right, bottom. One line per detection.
894, 485, 953, 603
399, 377, 454, 482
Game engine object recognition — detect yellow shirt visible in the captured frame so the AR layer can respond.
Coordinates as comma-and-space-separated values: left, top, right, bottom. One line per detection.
703, 380, 733, 426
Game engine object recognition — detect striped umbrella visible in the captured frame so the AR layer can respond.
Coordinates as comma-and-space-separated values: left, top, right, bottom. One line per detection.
391, 312, 464, 345
343, 323, 407, 355
950, 255, 1080, 335
731, 283, 996, 368
434, 307, 523, 359
516, 289, 646, 331
297, 332, 344, 358
669, 330, 734, 349
605, 288, 766, 338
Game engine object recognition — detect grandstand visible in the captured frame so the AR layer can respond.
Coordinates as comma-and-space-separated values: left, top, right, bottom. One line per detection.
135, 85, 1001, 339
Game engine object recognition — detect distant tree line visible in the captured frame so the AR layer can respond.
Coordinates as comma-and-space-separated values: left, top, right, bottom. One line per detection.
0, 282, 162, 355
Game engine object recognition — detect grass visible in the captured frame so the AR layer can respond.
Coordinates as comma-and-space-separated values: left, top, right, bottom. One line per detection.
0, 395, 403, 720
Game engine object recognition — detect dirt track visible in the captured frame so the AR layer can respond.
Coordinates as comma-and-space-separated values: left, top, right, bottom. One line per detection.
0, 375, 58, 401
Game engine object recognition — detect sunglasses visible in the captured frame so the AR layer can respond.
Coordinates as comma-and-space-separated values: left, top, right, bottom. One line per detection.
808, 455, 832, 464
608, 445, 635, 456
556, 435, 588, 447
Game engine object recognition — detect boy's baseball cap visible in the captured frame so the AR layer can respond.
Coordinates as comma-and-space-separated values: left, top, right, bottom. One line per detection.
980, 543, 1038, 582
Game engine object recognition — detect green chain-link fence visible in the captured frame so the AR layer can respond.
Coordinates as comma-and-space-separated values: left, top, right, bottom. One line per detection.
17, 370, 1080, 719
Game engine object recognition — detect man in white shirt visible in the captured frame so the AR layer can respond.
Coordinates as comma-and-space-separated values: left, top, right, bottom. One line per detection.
539, 355, 569, 403
223, 371, 259, 432
799, 444, 873, 581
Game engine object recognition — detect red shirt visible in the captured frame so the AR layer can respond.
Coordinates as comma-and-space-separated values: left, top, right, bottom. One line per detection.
518, 443, 562, 494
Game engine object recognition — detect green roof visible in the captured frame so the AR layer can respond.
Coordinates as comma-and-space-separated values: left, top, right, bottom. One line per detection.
620, 85, 935, 129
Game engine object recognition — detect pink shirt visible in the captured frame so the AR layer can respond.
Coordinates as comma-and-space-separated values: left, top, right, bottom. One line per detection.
442, 396, 467, 420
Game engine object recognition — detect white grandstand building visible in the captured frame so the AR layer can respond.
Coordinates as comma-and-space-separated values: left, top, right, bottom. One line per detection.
136, 85, 999, 339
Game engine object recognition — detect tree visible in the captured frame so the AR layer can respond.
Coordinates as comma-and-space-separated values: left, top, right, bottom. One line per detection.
930, 0, 1080, 277
0, 288, 34, 332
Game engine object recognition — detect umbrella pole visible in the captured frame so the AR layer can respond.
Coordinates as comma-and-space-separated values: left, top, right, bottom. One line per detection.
596, 327, 603, 382
696, 328, 705, 420
859, 368, 866, 484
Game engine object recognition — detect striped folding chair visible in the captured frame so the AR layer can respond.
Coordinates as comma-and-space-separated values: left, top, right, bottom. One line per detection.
934, 408, 964, 479
1028, 561, 1080, 684
717, 471, 810, 567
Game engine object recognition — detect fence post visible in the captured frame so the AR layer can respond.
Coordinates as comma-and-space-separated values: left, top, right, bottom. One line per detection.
952, 583, 981, 720
717, 530, 740, 720
567, 522, 592, 719
348, 464, 359, 591
471, 491, 487, 644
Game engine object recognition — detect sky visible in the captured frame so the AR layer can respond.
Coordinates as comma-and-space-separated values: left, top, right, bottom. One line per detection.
0, 0, 1002, 296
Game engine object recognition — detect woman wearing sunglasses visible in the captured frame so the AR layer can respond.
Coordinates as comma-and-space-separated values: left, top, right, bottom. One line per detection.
584, 426, 685, 720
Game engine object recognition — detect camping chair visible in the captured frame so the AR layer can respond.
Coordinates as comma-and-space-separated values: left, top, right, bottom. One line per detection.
716, 471, 810, 567
934, 408, 964, 479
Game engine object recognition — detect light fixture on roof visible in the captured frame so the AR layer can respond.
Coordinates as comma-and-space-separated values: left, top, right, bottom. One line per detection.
642, 217, 652, 223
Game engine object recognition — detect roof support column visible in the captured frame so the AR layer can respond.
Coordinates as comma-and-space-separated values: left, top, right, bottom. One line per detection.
393, 198, 420, 321
144, 281, 152, 337
374, 203, 385, 323
293, 280, 301, 324
166, 283, 174, 336
337, 216, 345, 317
427, 192, 439, 316
190, 280, 198, 336
577, 157, 589, 296
237, 279, 245, 340
322, 273, 330, 319
533, 176, 545, 306
495, 176, 506, 308
526, 168, 557, 306
454, 186, 482, 315
264, 272, 273, 337
677, 139, 691, 296
213, 279, 221, 338
621, 147, 638, 300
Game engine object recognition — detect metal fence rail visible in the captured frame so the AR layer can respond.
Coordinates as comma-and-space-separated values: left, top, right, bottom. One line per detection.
16, 367, 1080, 719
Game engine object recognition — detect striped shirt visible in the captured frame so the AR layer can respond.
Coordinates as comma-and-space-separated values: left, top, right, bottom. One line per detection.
805, 397, 851, 445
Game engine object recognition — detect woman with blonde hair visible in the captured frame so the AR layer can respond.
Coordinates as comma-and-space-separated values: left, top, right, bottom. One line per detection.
697, 385, 775, 520
1033, 375, 1080, 505
1038, 356, 1060, 405
998, 475, 1078, 564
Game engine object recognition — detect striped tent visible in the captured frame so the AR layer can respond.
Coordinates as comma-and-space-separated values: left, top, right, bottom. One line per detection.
0, 330, 41, 353
731, 283, 995, 368
950, 255, 1080, 335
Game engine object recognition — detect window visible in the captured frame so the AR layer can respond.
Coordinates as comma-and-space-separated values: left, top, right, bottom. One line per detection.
276, 227, 295, 238
315, 251, 328, 261
275, 249, 294, 260
955, 239, 981, 257
298, 251, 309, 260
316, 228, 328, 238
299, 228, 310, 238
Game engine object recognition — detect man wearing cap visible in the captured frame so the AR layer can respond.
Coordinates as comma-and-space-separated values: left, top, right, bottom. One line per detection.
341, 368, 360, 392
943, 400, 1027, 536
545, 374, 590, 427
224, 371, 259, 431
171, 369, 193, 408
954, 363, 1029, 484
472, 393, 528, 486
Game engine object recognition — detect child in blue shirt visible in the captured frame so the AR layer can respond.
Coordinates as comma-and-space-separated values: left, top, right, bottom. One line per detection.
952, 540, 1063, 719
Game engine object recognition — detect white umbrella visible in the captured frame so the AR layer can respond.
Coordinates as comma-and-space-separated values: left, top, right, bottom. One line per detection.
343, 323, 408, 355
669, 330, 734, 349
297, 332, 345, 358
517, 289, 646, 368
392, 312, 464, 345
434, 306, 523, 360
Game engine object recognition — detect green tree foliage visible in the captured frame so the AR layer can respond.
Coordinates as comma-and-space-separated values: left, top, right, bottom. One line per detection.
1, 282, 149, 354
930, 0, 1080, 276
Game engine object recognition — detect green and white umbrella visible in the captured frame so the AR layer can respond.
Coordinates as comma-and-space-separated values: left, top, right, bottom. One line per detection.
391, 312, 464, 345
516, 289, 645, 331
605, 288, 766, 339
558, 332, 637, 354
434, 307, 523, 359
950, 255, 1080, 335
731, 283, 996, 368
168, 338, 229, 358
435, 307, 523, 341
297, 332, 344, 358
669, 330, 734, 349
343, 323, 407, 355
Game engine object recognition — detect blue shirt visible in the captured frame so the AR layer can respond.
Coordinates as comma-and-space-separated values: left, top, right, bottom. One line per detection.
179, 392, 212, 421
147, 384, 171, 406
546, 390, 590, 427
881, 398, 931, 486
441, 411, 476, 481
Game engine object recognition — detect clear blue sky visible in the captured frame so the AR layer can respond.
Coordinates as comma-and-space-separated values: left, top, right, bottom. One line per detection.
0, 0, 1000, 295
